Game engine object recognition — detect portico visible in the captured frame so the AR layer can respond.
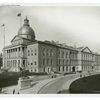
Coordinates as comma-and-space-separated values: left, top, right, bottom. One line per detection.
3, 45, 27, 71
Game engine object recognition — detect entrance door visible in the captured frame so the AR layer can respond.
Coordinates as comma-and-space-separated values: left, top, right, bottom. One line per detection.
72, 66, 75, 72
23, 60, 25, 67
48, 67, 51, 73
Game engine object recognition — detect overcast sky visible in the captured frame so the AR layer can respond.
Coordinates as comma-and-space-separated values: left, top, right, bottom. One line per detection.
0, 5, 100, 53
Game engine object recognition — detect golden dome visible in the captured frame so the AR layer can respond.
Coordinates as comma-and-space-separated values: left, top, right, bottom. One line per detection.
18, 17, 35, 40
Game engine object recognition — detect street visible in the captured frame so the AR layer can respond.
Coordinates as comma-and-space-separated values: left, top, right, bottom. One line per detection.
38, 73, 80, 94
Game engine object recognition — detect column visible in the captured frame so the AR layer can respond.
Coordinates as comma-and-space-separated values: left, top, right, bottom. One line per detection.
8, 50, 9, 59
12, 48, 14, 58
17, 48, 18, 58
18, 47, 20, 57
10, 49, 12, 58
20, 47, 23, 58
16, 48, 17, 58
9, 50, 10, 59
13, 49, 14, 58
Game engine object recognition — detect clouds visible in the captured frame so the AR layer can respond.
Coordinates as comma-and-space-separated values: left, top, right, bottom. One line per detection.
0, 6, 100, 53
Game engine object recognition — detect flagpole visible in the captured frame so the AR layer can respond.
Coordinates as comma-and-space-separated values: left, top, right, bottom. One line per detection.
4, 25, 5, 48
2, 24, 5, 69
2, 24, 5, 48
20, 15, 22, 28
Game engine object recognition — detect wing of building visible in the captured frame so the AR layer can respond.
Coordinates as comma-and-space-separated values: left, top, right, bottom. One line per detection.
2, 17, 100, 73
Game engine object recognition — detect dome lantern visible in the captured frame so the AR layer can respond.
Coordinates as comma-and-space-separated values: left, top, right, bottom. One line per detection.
24, 16, 29, 26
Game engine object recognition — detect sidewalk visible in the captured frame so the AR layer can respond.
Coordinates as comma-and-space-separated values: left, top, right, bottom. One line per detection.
1, 85, 19, 94
20, 77, 61, 94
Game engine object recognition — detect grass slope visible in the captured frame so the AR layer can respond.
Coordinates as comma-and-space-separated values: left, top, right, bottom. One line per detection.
69, 74, 100, 93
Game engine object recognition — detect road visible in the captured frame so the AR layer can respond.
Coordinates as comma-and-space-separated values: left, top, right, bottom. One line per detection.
38, 73, 80, 94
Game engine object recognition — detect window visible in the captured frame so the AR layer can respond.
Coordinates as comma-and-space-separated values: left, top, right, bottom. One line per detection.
59, 59, 60, 65
28, 50, 30, 56
31, 62, 33, 65
31, 49, 33, 56
35, 48, 36, 52
43, 68, 45, 72
22, 47, 24, 52
50, 49, 52, 57
59, 66, 60, 71
51, 59, 52, 65
19, 47, 20, 51
28, 62, 30, 65
43, 48, 45, 56
47, 59, 49, 65
35, 53, 37, 55
7, 61, 9, 66
47, 49, 48, 56
66, 67, 68, 71
62, 51, 64, 58
34, 48, 37, 55
66, 60, 68, 65
63, 66, 64, 71
43, 59, 45, 65
66, 52, 68, 58
58, 50, 60, 57
63, 59, 64, 65
34, 61, 37, 65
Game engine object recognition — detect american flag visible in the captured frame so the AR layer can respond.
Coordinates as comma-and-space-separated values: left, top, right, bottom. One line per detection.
17, 13, 21, 16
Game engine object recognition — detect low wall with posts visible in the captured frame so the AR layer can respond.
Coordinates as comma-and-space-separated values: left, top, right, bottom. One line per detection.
18, 75, 49, 90
18, 77, 37, 90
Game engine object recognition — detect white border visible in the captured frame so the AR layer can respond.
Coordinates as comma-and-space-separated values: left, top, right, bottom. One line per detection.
1, 0, 100, 100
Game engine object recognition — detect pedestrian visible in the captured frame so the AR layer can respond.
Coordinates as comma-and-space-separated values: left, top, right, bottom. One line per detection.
13, 89, 15, 94
80, 74, 82, 78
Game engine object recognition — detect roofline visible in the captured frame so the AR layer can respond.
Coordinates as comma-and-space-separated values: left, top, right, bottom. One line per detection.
28, 40, 78, 51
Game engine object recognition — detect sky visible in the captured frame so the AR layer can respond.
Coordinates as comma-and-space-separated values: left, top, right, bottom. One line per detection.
0, 5, 100, 53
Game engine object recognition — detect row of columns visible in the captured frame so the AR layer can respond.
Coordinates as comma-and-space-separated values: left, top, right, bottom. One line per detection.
3, 59, 26, 69
4, 46, 27, 59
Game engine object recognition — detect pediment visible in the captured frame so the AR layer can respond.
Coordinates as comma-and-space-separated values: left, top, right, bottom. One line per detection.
82, 47, 92, 53
11, 35, 23, 43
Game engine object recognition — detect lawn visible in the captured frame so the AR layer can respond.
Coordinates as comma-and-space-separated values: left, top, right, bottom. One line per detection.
69, 74, 100, 93
0, 71, 47, 88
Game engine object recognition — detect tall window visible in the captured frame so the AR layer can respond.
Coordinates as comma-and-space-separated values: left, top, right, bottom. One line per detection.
34, 61, 37, 65
59, 59, 60, 65
66, 52, 68, 58
31, 62, 33, 65
51, 59, 52, 65
22, 47, 24, 52
34, 48, 37, 55
43, 48, 45, 56
58, 50, 60, 57
50, 49, 52, 57
43, 59, 45, 65
47, 49, 48, 56
28, 61, 30, 65
62, 51, 64, 58
31, 49, 33, 56
47, 58, 49, 65
28, 50, 30, 56
63, 59, 65, 65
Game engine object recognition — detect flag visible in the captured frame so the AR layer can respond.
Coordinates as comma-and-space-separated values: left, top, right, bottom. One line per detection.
17, 13, 21, 17
1, 24, 5, 27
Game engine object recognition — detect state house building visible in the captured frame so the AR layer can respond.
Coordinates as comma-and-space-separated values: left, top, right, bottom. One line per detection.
3, 17, 100, 73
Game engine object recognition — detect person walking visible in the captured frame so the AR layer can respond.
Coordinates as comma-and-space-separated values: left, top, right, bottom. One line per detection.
13, 89, 15, 94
